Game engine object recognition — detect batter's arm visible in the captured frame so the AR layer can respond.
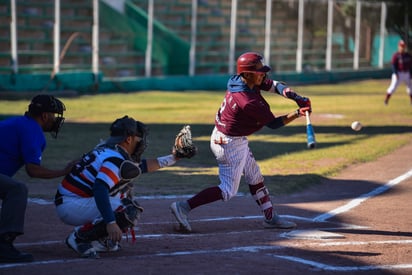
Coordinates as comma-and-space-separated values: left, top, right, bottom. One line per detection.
266, 110, 300, 129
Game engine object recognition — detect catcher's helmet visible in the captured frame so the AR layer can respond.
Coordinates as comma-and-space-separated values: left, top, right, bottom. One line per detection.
106, 115, 148, 145
236, 52, 271, 74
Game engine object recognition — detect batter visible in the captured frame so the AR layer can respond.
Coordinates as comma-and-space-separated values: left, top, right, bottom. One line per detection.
170, 52, 312, 232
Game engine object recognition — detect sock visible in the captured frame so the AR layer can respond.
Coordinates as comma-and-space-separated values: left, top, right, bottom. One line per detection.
187, 186, 223, 210
385, 94, 391, 103
249, 182, 273, 220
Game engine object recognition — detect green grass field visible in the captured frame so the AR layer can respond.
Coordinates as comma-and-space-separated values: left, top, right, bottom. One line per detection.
1, 79, 411, 198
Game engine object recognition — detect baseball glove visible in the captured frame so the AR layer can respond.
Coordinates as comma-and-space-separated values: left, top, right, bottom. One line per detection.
173, 125, 197, 159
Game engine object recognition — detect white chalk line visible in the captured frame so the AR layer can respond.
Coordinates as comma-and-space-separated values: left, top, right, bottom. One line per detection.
20, 169, 412, 272
16, 236, 412, 248
313, 168, 412, 222
273, 255, 412, 271
4, 241, 412, 271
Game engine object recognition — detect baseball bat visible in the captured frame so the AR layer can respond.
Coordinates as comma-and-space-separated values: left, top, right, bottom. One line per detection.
305, 111, 316, 149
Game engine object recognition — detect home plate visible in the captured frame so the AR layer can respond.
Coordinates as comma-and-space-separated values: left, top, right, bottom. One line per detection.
284, 229, 345, 240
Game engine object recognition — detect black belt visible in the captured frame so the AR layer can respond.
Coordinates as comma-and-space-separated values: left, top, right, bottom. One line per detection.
54, 191, 63, 206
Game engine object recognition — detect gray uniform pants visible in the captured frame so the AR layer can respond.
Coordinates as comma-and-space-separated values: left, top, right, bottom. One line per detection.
0, 173, 28, 235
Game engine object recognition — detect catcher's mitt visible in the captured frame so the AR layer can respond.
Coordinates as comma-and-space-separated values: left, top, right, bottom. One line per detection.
173, 125, 197, 158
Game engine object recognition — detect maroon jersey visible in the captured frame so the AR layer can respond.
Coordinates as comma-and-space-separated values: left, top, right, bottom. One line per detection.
391, 52, 412, 73
215, 75, 275, 136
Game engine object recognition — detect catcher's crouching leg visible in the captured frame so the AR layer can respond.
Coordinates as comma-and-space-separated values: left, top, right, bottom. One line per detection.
77, 198, 144, 251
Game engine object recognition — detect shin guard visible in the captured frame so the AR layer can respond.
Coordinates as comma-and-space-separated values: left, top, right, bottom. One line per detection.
252, 186, 273, 220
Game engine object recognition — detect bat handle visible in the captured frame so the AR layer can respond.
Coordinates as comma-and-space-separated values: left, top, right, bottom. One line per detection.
305, 111, 310, 124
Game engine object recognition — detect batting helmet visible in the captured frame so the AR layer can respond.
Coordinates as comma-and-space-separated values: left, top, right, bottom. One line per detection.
236, 52, 271, 75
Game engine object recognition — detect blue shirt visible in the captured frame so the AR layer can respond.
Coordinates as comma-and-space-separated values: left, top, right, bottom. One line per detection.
0, 115, 46, 177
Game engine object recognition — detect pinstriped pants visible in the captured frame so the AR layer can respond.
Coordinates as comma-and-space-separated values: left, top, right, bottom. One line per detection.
210, 127, 264, 201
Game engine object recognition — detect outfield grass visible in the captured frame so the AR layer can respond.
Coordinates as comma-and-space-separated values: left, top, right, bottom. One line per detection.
1, 79, 411, 198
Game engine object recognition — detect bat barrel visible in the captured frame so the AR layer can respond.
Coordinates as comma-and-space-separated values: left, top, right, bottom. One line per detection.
305, 111, 316, 149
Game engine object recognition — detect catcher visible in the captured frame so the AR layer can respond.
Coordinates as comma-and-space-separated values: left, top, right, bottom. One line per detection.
54, 116, 196, 258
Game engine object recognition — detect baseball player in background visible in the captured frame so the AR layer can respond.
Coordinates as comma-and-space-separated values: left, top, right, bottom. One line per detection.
55, 115, 183, 258
0, 95, 75, 263
170, 52, 311, 233
385, 39, 412, 105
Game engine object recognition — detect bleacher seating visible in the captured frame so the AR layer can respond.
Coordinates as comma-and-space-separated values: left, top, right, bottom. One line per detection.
0, 0, 373, 78
0, 0, 150, 78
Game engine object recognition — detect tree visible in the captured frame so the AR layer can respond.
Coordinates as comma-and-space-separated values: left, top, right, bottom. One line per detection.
385, 0, 411, 44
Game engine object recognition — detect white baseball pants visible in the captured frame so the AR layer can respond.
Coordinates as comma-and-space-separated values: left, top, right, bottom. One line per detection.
210, 127, 264, 201
387, 72, 412, 95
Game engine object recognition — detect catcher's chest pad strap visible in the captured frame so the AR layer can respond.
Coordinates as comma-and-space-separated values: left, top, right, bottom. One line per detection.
253, 187, 271, 210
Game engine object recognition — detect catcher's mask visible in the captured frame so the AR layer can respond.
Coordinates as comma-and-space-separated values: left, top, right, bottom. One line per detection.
106, 115, 148, 162
236, 52, 271, 75
27, 94, 66, 138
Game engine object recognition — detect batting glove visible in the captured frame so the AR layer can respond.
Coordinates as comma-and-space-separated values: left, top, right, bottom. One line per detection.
296, 97, 311, 110
297, 106, 311, 117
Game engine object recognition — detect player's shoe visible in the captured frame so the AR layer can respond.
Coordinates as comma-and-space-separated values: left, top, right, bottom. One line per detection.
170, 201, 192, 232
263, 215, 296, 229
91, 238, 121, 252
65, 231, 98, 258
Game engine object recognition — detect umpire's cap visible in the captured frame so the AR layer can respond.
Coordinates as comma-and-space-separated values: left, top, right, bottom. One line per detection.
106, 115, 148, 145
28, 94, 65, 115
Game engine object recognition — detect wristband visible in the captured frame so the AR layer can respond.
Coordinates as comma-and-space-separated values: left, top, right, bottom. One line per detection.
157, 154, 177, 168
295, 109, 300, 117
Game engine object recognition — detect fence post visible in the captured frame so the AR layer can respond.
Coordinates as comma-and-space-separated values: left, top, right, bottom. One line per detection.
228, 0, 237, 75
189, 0, 198, 76
92, 0, 99, 82
10, 0, 18, 74
296, 0, 304, 73
326, 0, 333, 71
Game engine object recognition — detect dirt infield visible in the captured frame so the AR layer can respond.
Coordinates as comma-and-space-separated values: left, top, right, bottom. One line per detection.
3, 142, 412, 274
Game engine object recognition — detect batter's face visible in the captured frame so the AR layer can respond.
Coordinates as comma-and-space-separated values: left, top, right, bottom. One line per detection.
243, 72, 266, 87
242, 60, 269, 87
252, 72, 266, 85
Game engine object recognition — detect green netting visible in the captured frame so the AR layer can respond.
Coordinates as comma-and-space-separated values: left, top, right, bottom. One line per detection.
99, 0, 189, 75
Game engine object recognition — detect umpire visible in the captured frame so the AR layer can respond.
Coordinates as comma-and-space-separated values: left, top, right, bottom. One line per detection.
0, 94, 76, 263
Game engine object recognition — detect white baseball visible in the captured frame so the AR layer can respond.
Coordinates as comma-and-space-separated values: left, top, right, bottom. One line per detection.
351, 121, 362, 131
